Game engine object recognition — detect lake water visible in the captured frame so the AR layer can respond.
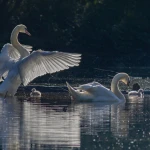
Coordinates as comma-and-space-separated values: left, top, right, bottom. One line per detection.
0, 92, 150, 150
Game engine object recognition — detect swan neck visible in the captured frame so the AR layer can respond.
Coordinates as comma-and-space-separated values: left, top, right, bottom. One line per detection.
10, 28, 21, 49
111, 76, 125, 101
10, 28, 29, 58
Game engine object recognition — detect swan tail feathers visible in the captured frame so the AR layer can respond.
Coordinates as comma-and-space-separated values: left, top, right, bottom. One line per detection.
66, 82, 78, 98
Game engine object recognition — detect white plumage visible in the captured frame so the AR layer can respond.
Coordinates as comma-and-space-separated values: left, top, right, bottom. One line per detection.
30, 88, 41, 98
0, 49, 81, 96
66, 73, 130, 102
0, 24, 32, 80
19, 50, 81, 86
0, 24, 81, 96
128, 89, 144, 97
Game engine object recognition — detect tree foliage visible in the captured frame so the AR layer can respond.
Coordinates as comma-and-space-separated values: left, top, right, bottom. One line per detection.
0, 0, 150, 67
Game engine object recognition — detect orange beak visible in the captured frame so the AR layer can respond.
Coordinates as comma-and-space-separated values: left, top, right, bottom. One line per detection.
25, 29, 31, 36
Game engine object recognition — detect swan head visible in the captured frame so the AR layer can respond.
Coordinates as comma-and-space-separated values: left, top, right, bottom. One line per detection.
138, 89, 144, 94
113, 73, 130, 86
16, 24, 31, 36
31, 88, 36, 92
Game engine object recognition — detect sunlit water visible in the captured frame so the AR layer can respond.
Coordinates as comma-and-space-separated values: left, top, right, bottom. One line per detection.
0, 93, 150, 150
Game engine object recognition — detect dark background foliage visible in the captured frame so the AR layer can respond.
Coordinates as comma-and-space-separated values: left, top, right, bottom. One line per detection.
1, 0, 150, 70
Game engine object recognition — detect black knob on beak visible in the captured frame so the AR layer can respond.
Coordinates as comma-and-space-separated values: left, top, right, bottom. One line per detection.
127, 80, 130, 86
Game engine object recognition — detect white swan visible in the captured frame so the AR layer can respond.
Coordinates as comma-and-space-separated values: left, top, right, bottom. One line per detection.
10, 24, 32, 58
0, 49, 81, 96
128, 89, 144, 97
30, 88, 41, 98
66, 73, 130, 102
0, 24, 32, 81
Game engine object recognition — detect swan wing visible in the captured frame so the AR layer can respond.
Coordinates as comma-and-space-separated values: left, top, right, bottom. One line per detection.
78, 84, 92, 90
78, 82, 104, 90
22, 44, 33, 52
0, 64, 8, 79
18, 50, 81, 86
1, 43, 20, 59
0, 58, 17, 80
81, 85, 110, 94
91, 81, 102, 86
86, 86, 120, 101
0, 77, 4, 82
0, 44, 19, 79
2, 70, 9, 79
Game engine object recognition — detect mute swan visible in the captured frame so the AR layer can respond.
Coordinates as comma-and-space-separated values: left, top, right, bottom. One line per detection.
0, 24, 32, 80
128, 89, 144, 97
66, 73, 130, 102
0, 49, 81, 96
30, 88, 41, 98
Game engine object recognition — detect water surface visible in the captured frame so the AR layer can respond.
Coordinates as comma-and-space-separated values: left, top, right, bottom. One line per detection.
0, 93, 150, 150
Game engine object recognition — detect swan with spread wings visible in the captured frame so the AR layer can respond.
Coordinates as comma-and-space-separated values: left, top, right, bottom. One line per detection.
0, 25, 81, 96
0, 49, 81, 96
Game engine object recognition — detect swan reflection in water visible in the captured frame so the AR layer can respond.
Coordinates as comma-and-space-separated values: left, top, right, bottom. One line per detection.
0, 97, 80, 149
74, 101, 130, 137
0, 95, 147, 149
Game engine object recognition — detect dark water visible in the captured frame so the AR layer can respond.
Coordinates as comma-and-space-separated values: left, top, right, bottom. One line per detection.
0, 93, 150, 150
